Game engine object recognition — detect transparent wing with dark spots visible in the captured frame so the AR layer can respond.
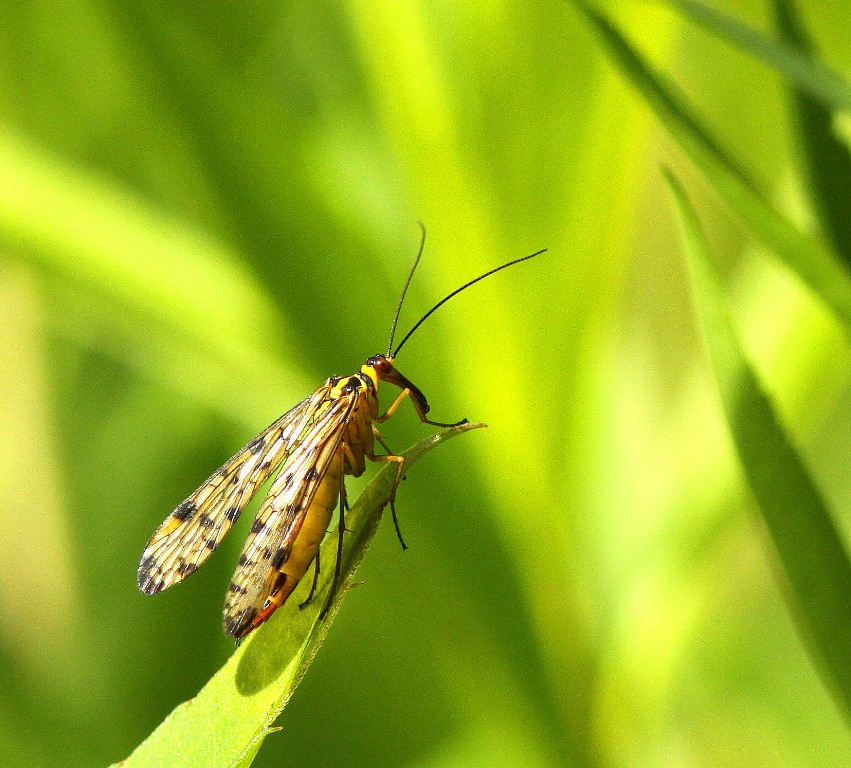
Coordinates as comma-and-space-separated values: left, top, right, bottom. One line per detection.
137, 385, 333, 595
222, 396, 355, 637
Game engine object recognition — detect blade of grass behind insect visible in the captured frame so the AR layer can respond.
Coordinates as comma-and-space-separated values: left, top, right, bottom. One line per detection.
662, 0, 851, 112
661, 0, 851, 267
0, 129, 311, 427
772, 0, 851, 269
0, 131, 281, 370
112, 423, 484, 768
666, 170, 851, 718
573, 2, 851, 333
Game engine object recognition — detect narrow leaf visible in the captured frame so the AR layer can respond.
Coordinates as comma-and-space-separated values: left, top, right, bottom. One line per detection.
666, 170, 851, 719
664, 0, 851, 112
573, 1, 759, 191
0, 131, 288, 378
113, 423, 485, 768
773, 0, 851, 268
573, 2, 851, 334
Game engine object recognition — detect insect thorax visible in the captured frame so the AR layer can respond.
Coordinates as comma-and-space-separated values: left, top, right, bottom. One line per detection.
328, 372, 374, 398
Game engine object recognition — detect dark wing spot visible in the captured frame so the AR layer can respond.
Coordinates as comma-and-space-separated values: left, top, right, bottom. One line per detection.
271, 547, 288, 569
173, 500, 197, 521
137, 555, 160, 593
270, 571, 288, 596
283, 474, 294, 489
205, 538, 217, 550
226, 609, 257, 638
247, 436, 266, 454
178, 561, 198, 576
138, 554, 156, 576
250, 518, 266, 534
305, 468, 319, 482
228, 582, 247, 594
262, 547, 273, 561
225, 506, 240, 522
199, 513, 215, 529
238, 554, 251, 566
260, 460, 272, 470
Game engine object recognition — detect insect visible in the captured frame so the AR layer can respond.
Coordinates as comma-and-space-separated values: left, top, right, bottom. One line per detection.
138, 226, 544, 638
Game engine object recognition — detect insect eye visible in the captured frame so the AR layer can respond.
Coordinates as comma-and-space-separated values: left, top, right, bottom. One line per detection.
367, 355, 392, 373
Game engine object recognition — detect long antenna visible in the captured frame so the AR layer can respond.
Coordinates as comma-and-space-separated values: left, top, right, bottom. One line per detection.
392, 247, 546, 358
386, 222, 427, 356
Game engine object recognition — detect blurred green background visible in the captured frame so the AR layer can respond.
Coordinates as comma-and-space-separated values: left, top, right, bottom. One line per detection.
2, 1, 851, 766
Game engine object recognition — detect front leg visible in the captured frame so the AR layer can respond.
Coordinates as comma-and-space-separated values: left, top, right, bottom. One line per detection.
377, 387, 467, 429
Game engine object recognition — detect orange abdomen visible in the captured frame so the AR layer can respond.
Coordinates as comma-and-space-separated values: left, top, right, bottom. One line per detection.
241, 455, 341, 636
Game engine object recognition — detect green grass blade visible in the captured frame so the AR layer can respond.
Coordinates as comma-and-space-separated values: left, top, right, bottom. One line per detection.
664, 0, 851, 112
0, 132, 286, 376
113, 423, 484, 768
663, 0, 851, 267
666, 170, 851, 718
773, 0, 851, 268
0, 131, 310, 426
573, 1, 760, 192
573, 2, 851, 334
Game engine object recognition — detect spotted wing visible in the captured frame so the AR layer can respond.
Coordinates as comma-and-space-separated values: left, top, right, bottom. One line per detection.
222, 395, 355, 637
138, 385, 332, 595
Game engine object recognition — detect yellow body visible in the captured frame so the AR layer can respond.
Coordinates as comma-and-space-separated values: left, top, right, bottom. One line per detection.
283, 455, 340, 587
242, 368, 382, 633
254, 453, 342, 621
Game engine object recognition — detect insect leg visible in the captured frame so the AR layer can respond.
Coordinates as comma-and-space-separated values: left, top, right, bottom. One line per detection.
372, 423, 394, 456
320, 452, 350, 620
368, 452, 407, 551
376, 387, 466, 429
375, 388, 411, 423
298, 548, 320, 610
421, 414, 468, 429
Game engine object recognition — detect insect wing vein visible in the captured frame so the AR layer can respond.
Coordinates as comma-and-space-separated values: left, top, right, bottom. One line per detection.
137, 386, 332, 595
223, 395, 355, 637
